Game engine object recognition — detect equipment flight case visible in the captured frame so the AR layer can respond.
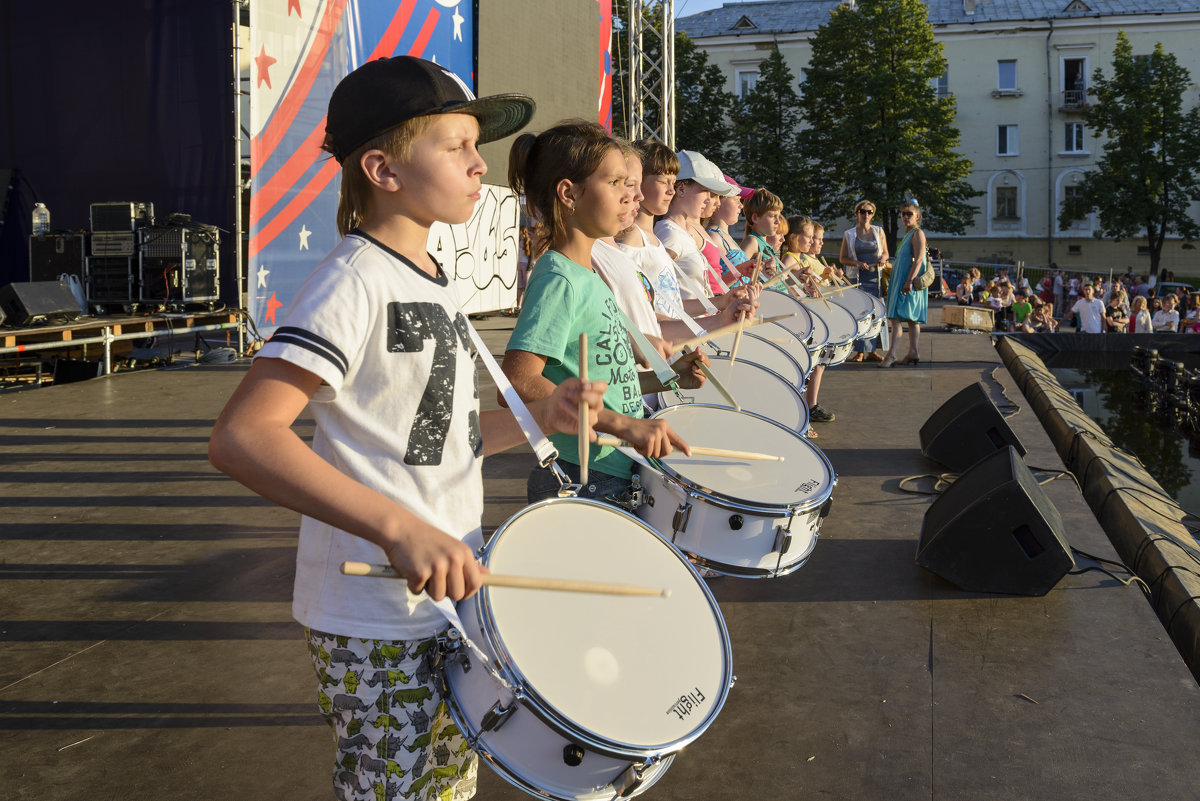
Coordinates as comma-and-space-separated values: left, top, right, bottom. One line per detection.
138, 224, 220, 307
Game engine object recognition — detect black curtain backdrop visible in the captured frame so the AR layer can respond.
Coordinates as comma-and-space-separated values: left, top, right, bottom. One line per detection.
0, 1, 236, 301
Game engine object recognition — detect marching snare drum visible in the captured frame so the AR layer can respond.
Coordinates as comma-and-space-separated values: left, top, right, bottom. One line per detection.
657, 356, 810, 434
828, 287, 877, 340
805, 308, 829, 355
759, 322, 813, 382
637, 405, 837, 578
701, 331, 806, 388
754, 290, 815, 347
807, 301, 858, 367
441, 498, 733, 801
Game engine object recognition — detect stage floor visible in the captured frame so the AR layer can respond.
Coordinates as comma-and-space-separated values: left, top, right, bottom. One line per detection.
3, 313, 1199, 800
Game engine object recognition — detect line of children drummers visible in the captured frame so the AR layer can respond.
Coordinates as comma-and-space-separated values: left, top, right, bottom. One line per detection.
504, 131, 856, 513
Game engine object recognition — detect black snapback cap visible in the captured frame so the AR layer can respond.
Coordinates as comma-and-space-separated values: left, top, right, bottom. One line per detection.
325, 56, 535, 163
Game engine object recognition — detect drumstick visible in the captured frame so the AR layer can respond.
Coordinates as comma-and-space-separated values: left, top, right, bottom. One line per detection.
341, 562, 670, 598
730, 260, 762, 366
578, 333, 589, 487
760, 264, 802, 289
594, 435, 784, 461
680, 344, 740, 410
669, 313, 796, 353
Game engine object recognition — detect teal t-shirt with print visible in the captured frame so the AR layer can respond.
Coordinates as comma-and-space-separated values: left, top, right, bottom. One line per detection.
507, 249, 644, 479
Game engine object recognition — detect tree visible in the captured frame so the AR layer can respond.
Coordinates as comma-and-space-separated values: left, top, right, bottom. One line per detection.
1058, 32, 1200, 280
674, 33, 738, 169
798, 0, 978, 249
731, 48, 805, 211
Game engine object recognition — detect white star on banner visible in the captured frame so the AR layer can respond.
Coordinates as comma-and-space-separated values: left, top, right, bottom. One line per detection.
298, 224, 312, 251
452, 6, 464, 41
257, 264, 270, 288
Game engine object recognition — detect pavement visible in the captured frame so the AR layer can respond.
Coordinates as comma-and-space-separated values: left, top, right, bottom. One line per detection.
3, 305, 1200, 800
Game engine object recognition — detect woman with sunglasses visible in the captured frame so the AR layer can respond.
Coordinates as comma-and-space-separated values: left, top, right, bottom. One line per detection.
839, 199, 889, 362
880, 200, 928, 367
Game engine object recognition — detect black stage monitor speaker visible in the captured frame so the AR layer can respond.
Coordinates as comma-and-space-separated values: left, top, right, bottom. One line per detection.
0, 280, 82, 326
920, 381, 1026, 472
916, 446, 1074, 596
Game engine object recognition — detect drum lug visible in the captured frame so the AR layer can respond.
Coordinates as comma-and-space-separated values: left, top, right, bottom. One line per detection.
480, 697, 517, 733
612, 758, 655, 798
773, 516, 794, 554
672, 502, 692, 535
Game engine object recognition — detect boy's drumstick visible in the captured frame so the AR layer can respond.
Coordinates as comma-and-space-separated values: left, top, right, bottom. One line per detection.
578, 333, 589, 487
669, 313, 796, 353
594, 435, 783, 461
680, 345, 739, 410
730, 260, 763, 366
341, 562, 670, 598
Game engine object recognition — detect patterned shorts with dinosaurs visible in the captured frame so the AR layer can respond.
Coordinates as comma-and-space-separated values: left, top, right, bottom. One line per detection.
306, 628, 478, 801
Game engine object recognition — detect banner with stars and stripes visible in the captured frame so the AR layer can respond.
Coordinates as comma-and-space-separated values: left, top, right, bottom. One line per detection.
249, 0, 519, 332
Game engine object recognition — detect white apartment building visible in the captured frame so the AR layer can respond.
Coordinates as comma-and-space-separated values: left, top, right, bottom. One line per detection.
679, 0, 1200, 275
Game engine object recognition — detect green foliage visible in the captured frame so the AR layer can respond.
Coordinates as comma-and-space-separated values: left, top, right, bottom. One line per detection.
797, 0, 978, 248
729, 48, 805, 210
1058, 32, 1200, 279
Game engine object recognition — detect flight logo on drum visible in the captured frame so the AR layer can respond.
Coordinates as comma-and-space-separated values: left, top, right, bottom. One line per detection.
794, 478, 821, 495
665, 687, 707, 721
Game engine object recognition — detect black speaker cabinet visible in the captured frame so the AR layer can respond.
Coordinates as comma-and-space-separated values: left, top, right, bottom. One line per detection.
0, 281, 82, 326
920, 381, 1026, 472
916, 446, 1074, 596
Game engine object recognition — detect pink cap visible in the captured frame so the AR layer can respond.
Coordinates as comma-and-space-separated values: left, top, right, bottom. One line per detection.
723, 173, 755, 199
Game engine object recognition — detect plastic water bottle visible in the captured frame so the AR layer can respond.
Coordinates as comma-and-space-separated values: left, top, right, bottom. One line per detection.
32, 202, 50, 236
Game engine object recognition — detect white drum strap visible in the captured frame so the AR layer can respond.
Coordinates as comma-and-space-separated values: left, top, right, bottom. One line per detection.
465, 321, 559, 469
676, 268, 720, 316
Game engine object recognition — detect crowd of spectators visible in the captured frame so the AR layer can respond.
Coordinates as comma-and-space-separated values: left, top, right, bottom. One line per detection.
953, 266, 1198, 333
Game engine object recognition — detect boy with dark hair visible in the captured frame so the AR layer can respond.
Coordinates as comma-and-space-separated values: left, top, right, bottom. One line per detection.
209, 56, 605, 801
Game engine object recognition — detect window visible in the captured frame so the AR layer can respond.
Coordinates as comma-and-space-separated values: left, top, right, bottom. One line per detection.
737, 70, 759, 99
997, 60, 1018, 91
1068, 245, 1082, 255
997, 124, 1019, 156
1064, 123, 1085, 153
1062, 57, 1089, 107
931, 69, 950, 97
995, 186, 1019, 219
1063, 184, 1088, 228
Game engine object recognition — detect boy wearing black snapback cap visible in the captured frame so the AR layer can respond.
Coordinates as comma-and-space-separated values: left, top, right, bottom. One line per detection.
209, 57, 605, 801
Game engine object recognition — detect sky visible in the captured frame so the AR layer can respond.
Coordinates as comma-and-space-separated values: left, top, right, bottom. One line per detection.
675, 0, 751, 18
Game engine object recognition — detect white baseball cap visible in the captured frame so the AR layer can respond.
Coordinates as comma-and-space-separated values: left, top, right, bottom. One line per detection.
676, 150, 738, 197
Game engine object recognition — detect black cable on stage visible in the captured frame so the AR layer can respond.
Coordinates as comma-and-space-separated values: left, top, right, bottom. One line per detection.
1066, 563, 1151, 597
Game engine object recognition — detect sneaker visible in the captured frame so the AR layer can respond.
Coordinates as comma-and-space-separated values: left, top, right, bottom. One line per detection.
810, 404, 836, 423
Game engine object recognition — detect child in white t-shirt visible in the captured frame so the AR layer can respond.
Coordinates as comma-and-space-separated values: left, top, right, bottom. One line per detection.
208, 57, 605, 801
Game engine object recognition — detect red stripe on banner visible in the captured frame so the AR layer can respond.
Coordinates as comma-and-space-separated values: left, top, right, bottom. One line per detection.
407, 8, 440, 56
251, 0, 348, 177
249, 0, 434, 256
249, 157, 341, 257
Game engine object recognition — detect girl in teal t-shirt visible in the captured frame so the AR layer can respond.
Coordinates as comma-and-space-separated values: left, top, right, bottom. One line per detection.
502, 121, 700, 505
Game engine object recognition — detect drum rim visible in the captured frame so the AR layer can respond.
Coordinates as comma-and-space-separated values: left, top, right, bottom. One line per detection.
827, 287, 875, 321
806, 301, 858, 345
687, 531, 822, 579
699, 330, 806, 386
647, 404, 834, 512
467, 497, 735, 757
762, 322, 814, 378
662, 357, 811, 438
755, 290, 815, 341
806, 311, 830, 349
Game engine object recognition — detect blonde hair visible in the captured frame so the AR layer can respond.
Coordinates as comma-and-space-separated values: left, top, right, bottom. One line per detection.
900, 201, 922, 227
853, 199, 876, 215
325, 115, 439, 237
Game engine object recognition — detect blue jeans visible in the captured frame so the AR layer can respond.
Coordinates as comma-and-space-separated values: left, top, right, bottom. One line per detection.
527, 460, 636, 509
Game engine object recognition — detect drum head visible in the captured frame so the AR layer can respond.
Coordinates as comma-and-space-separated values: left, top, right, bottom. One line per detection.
482, 500, 731, 751
828, 287, 875, 321
650, 404, 833, 508
660, 357, 809, 432
763, 323, 813, 378
807, 301, 858, 345
807, 310, 829, 350
755, 290, 814, 341
702, 332, 804, 386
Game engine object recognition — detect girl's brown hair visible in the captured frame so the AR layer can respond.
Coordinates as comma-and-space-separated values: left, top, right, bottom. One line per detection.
633, 139, 680, 176
744, 188, 783, 221
323, 115, 438, 237
509, 119, 618, 254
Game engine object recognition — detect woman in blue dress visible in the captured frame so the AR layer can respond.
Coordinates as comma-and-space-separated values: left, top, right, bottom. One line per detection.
880, 200, 928, 367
